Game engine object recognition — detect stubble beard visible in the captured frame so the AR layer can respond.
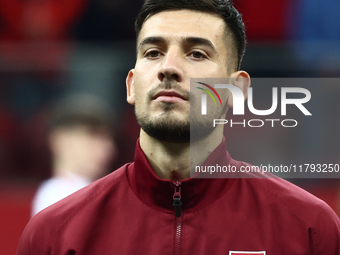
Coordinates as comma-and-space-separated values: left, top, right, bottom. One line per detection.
135, 82, 226, 144
136, 103, 191, 143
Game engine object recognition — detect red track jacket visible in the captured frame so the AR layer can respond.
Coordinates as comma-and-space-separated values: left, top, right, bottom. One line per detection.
17, 139, 340, 255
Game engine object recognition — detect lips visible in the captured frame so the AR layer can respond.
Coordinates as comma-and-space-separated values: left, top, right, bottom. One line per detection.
153, 90, 187, 103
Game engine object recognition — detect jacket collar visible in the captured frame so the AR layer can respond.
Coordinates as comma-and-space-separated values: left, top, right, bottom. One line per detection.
127, 137, 238, 214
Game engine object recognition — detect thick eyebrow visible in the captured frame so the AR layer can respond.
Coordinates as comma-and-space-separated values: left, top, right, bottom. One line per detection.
137, 36, 216, 52
183, 37, 217, 52
138, 36, 166, 50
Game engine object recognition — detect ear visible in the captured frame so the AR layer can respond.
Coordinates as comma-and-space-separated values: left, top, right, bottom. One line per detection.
126, 69, 135, 105
227, 71, 251, 108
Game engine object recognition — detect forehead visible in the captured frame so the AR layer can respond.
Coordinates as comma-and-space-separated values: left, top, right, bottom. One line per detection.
138, 10, 227, 46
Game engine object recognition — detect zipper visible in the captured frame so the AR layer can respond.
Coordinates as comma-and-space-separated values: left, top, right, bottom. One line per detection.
172, 181, 182, 217
172, 181, 182, 255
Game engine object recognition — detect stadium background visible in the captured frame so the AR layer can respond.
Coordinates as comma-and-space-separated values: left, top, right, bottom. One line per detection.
0, 0, 339, 254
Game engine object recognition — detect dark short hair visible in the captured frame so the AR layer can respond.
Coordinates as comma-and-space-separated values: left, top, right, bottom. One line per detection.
135, 0, 246, 70
48, 93, 115, 133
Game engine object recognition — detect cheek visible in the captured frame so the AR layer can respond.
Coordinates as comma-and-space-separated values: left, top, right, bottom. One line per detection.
133, 78, 153, 104
132, 71, 149, 99
133, 86, 145, 104
214, 87, 229, 105
133, 86, 149, 117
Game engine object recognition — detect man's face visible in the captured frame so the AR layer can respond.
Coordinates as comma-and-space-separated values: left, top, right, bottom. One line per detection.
51, 125, 116, 180
126, 10, 234, 143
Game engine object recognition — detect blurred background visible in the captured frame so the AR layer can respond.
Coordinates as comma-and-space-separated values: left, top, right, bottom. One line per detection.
0, 0, 339, 253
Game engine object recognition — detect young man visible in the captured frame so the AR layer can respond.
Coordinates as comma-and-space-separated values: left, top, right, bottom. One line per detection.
17, 1, 340, 254
31, 94, 116, 216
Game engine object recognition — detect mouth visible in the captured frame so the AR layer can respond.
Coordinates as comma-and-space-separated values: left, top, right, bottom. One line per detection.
152, 90, 187, 103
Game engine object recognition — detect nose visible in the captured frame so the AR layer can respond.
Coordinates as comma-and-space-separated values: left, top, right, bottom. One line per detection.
157, 49, 184, 83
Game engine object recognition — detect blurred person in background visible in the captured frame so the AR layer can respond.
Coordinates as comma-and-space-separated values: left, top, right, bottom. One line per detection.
31, 93, 116, 216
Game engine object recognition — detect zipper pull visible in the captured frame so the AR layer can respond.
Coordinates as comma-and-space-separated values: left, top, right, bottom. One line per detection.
172, 181, 182, 218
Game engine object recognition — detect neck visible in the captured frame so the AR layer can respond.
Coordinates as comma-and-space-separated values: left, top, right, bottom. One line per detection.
53, 159, 93, 182
139, 126, 224, 181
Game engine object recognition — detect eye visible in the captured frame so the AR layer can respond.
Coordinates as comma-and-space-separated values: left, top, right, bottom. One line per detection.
189, 51, 207, 59
145, 50, 161, 58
